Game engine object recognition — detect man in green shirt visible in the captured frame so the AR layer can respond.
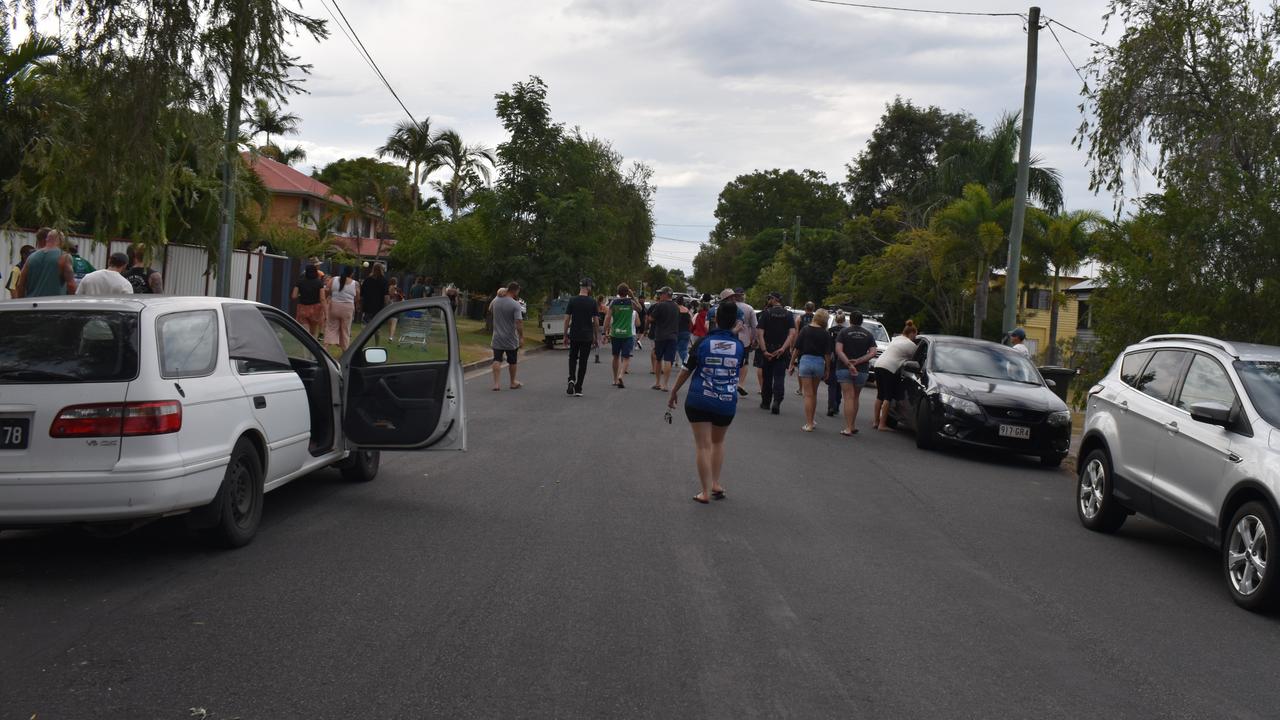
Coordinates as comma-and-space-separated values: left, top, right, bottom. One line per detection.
15, 228, 76, 298
602, 282, 641, 388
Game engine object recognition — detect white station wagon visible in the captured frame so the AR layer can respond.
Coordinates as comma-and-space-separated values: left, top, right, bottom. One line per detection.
0, 295, 466, 546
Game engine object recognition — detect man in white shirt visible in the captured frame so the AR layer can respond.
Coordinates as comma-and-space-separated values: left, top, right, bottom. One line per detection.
1009, 327, 1031, 357
75, 252, 134, 296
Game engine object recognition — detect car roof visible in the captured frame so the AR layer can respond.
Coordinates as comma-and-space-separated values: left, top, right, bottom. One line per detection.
919, 334, 998, 346
1133, 334, 1280, 362
0, 296, 262, 312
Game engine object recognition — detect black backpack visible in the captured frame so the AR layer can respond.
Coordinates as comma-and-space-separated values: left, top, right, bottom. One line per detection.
125, 266, 154, 294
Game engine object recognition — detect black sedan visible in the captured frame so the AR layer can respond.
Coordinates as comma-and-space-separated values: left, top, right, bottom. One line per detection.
888, 335, 1072, 467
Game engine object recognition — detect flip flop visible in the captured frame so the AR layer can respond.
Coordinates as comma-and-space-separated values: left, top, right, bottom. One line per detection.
802, 424, 814, 432
491, 387, 500, 392
840, 429, 853, 437
692, 495, 710, 504
510, 382, 523, 389
712, 489, 726, 500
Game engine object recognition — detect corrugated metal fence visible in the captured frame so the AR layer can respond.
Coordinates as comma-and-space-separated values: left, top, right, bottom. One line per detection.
2, 229, 271, 306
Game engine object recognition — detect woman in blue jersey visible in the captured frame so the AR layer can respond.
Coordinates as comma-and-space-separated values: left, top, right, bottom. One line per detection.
667, 301, 744, 504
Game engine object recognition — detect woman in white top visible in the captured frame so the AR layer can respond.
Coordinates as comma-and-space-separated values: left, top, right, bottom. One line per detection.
873, 319, 919, 431
326, 266, 361, 351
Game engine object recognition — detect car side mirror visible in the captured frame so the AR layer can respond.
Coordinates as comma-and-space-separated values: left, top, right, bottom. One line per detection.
902, 360, 920, 374
1044, 378, 1057, 388
1190, 402, 1232, 427
363, 347, 388, 365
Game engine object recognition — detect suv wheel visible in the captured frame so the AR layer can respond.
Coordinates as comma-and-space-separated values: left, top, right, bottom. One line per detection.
1077, 449, 1126, 533
1224, 501, 1277, 611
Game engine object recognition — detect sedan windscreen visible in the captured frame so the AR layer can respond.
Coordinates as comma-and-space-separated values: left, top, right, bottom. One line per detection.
0, 310, 139, 383
932, 343, 1042, 384
1235, 361, 1280, 427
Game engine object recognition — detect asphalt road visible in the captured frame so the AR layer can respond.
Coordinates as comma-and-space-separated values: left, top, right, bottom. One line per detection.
4, 348, 1280, 719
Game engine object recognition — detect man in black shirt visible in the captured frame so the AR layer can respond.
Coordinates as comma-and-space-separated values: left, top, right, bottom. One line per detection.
835, 311, 880, 434
562, 278, 600, 396
755, 291, 797, 414
647, 286, 680, 390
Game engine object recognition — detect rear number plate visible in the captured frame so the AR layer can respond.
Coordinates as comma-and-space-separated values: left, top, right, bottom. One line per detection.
0, 418, 30, 450
998, 424, 1030, 440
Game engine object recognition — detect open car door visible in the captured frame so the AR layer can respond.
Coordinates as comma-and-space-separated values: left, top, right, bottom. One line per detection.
338, 297, 466, 452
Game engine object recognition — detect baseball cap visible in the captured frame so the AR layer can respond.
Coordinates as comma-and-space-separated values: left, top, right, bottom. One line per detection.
657, 286, 672, 295
579, 276, 594, 288
733, 287, 745, 295
1011, 327, 1027, 339
767, 291, 783, 301
719, 288, 736, 301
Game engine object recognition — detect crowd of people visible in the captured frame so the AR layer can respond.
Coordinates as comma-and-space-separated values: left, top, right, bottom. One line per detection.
5, 228, 164, 299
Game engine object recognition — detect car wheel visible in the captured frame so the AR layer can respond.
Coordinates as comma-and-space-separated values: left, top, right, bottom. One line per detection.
1224, 501, 1278, 612
340, 449, 381, 482
1076, 448, 1126, 533
204, 437, 263, 548
1040, 453, 1066, 468
915, 400, 936, 450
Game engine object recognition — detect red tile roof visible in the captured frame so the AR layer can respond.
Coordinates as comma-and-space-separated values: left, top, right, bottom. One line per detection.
244, 152, 353, 208
332, 235, 396, 258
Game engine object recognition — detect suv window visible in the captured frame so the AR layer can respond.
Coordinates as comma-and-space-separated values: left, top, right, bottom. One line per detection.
1177, 354, 1237, 411
1134, 350, 1186, 403
0, 310, 139, 383
1120, 350, 1154, 388
157, 310, 219, 378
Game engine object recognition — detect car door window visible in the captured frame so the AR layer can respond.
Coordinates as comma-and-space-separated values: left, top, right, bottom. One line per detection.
1177, 354, 1237, 411
156, 310, 219, 378
1120, 350, 1154, 388
1134, 350, 1187, 403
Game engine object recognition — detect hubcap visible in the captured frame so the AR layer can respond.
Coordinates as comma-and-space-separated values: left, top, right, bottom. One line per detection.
1079, 458, 1105, 519
229, 459, 254, 525
1228, 515, 1268, 596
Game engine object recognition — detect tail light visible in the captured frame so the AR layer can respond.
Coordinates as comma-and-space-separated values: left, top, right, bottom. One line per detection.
50, 401, 182, 438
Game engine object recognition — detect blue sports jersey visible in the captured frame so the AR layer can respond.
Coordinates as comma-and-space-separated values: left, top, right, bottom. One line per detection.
685, 329, 745, 416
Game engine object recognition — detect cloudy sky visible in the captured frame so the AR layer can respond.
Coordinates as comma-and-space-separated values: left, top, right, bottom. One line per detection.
279, 0, 1123, 272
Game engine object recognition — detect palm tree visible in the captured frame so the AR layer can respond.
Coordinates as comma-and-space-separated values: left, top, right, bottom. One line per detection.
0, 27, 60, 218
246, 97, 299, 149
427, 129, 497, 219
932, 112, 1063, 214
257, 143, 307, 166
933, 184, 1013, 339
377, 118, 442, 210
1024, 209, 1106, 364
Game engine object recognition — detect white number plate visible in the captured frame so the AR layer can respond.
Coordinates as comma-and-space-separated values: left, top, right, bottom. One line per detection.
998, 424, 1031, 440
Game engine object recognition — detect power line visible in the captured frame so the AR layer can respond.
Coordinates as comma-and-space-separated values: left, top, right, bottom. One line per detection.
1046, 20, 1089, 90
316, 0, 386, 104
1046, 17, 1111, 49
324, 0, 420, 126
653, 222, 715, 228
806, 0, 1024, 19
653, 235, 705, 245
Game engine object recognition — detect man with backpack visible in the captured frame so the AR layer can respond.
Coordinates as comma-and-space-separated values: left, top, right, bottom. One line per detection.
123, 245, 162, 294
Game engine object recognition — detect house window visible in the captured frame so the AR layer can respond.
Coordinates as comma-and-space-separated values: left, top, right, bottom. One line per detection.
1077, 300, 1092, 330
1023, 289, 1051, 311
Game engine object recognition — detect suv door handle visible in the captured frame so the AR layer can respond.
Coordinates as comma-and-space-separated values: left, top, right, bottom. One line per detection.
253, 396, 267, 409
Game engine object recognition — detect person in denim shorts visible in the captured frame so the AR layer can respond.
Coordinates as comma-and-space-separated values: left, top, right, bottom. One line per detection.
789, 308, 832, 432
835, 311, 880, 436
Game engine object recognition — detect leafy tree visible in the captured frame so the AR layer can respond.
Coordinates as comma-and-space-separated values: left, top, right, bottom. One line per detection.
378, 118, 443, 210
691, 233, 744, 294
427, 129, 496, 219
745, 247, 795, 308
785, 227, 853, 306
315, 157, 410, 214
934, 112, 1063, 214
932, 184, 1012, 339
710, 168, 847, 244
257, 142, 306, 165
1023, 209, 1106, 364
0, 25, 61, 222
845, 97, 980, 217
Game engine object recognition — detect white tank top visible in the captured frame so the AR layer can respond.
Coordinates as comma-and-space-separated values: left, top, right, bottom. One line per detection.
330, 277, 358, 304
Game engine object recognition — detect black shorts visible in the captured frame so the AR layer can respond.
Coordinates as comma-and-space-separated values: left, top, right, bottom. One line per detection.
874, 367, 900, 400
493, 348, 518, 364
685, 405, 734, 427
654, 338, 677, 363
753, 348, 767, 368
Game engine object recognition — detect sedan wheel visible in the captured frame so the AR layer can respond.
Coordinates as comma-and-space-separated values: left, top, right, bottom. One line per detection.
1076, 448, 1126, 533
1225, 501, 1277, 611
340, 449, 381, 482
203, 438, 263, 548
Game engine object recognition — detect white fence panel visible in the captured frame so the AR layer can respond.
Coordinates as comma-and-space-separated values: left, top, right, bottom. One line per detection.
163, 244, 212, 297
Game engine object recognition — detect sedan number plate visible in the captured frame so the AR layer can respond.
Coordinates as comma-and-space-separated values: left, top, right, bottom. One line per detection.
998, 423, 1031, 440
0, 418, 30, 450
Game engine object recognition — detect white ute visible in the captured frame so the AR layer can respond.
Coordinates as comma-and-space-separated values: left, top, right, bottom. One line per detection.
0, 296, 466, 547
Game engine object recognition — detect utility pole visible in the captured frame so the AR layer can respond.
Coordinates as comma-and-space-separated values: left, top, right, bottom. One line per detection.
1001, 6, 1040, 341
216, 1, 249, 297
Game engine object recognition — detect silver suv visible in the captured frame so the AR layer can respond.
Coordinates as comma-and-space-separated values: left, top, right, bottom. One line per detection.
1077, 334, 1280, 611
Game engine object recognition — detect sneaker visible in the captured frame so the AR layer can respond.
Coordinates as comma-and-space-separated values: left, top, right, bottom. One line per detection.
574, 390, 584, 397
566, 379, 575, 395
737, 387, 748, 397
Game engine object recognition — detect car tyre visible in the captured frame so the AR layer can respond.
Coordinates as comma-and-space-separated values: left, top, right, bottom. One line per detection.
915, 400, 936, 450
339, 449, 381, 483
204, 437, 263, 548
1076, 448, 1126, 534
1224, 501, 1278, 612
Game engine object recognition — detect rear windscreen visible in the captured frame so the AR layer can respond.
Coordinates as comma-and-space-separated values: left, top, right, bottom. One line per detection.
0, 310, 140, 383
